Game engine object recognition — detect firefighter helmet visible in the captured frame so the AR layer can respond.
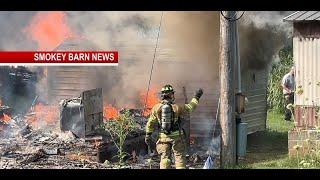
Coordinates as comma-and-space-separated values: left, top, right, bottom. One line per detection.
161, 84, 175, 95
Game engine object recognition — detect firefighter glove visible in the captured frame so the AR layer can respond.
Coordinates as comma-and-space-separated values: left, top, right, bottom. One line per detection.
194, 88, 203, 100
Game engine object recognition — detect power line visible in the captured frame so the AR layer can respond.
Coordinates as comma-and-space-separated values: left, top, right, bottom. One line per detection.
220, 11, 245, 21
144, 11, 164, 113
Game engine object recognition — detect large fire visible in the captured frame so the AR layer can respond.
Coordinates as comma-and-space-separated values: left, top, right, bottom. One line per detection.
102, 87, 160, 119
140, 87, 160, 116
26, 103, 59, 129
103, 104, 119, 120
24, 11, 77, 50
23, 11, 161, 122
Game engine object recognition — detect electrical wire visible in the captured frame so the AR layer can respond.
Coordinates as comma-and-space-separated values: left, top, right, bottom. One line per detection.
220, 11, 245, 21
143, 11, 241, 113
143, 11, 164, 113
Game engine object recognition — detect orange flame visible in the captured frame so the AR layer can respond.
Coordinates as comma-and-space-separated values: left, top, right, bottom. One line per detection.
1, 113, 12, 124
140, 87, 160, 116
26, 103, 59, 128
103, 104, 119, 120
24, 11, 77, 50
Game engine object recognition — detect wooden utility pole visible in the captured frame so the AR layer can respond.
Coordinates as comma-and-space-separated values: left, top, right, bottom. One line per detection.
219, 11, 237, 167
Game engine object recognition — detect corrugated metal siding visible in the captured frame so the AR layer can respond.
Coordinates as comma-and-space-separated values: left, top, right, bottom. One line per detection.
294, 37, 320, 106
293, 21, 320, 129
241, 70, 268, 134
284, 11, 320, 22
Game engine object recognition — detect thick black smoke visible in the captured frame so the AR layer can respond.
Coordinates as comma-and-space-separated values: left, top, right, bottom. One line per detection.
239, 23, 287, 70
239, 11, 293, 71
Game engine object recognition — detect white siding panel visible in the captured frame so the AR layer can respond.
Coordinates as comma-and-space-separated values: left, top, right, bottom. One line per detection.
294, 37, 320, 106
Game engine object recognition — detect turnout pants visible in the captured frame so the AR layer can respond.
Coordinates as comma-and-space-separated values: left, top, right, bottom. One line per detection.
156, 132, 186, 169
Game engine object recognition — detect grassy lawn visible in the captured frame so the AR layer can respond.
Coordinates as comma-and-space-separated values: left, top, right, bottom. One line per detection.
236, 110, 302, 168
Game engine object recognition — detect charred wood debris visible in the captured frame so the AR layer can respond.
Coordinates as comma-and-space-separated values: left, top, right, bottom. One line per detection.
0, 109, 212, 169
0, 111, 212, 169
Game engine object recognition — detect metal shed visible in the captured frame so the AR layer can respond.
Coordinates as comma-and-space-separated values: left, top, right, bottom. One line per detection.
284, 11, 320, 128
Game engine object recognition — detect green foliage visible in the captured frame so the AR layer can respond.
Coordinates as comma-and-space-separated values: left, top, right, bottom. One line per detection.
240, 156, 320, 169
102, 110, 137, 166
267, 47, 294, 113
235, 111, 320, 169
236, 111, 320, 169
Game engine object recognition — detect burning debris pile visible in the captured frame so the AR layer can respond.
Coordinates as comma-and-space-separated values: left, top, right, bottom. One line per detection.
0, 128, 106, 169
0, 105, 149, 169
0, 87, 155, 169
0, 101, 101, 169
0, 93, 214, 169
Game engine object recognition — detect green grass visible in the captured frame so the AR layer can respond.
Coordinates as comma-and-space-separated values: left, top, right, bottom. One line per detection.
235, 110, 306, 169
238, 110, 320, 169
266, 110, 294, 132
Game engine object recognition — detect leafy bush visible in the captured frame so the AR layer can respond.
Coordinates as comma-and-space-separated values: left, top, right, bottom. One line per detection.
102, 110, 137, 165
267, 47, 293, 113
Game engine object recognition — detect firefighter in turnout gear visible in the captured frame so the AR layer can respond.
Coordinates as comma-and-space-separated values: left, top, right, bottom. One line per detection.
145, 84, 203, 169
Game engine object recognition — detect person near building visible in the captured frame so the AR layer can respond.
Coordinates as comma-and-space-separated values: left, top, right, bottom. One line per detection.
281, 66, 295, 121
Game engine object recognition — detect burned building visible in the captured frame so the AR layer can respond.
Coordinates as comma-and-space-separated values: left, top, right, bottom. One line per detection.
33, 12, 269, 141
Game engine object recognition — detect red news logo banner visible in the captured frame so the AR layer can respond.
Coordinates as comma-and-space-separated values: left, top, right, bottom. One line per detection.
0, 51, 118, 66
